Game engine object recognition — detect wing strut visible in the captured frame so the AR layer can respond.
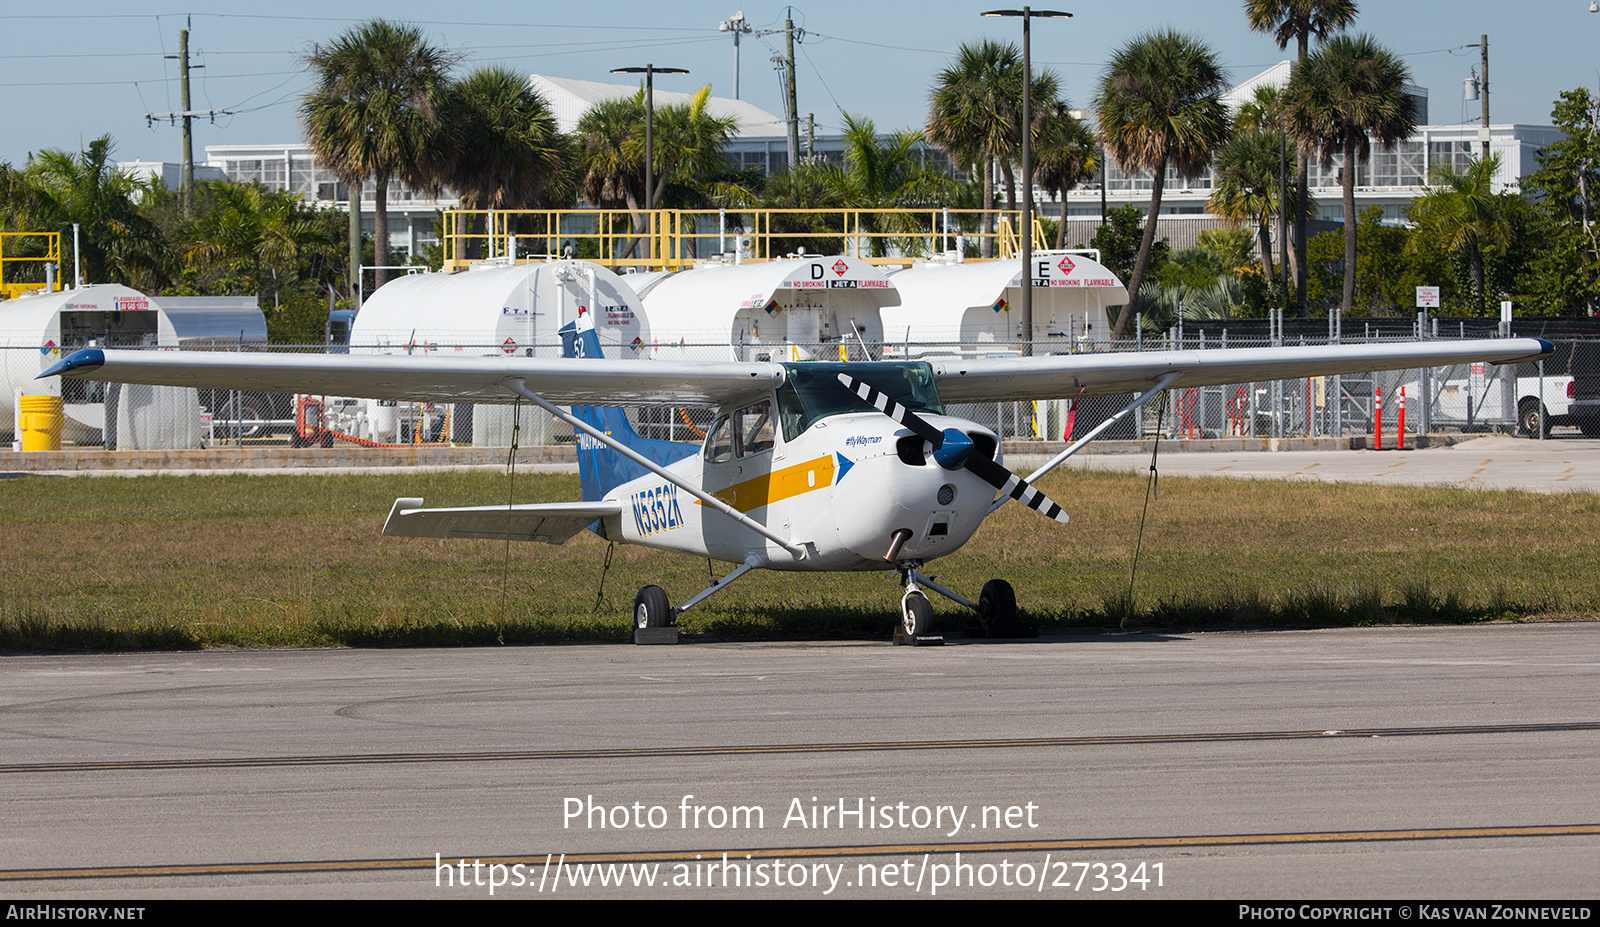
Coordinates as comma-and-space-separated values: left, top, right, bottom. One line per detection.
499, 378, 807, 559
990, 371, 1181, 514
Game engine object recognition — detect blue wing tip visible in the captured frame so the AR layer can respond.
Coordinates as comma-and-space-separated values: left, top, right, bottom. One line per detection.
37, 348, 105, 380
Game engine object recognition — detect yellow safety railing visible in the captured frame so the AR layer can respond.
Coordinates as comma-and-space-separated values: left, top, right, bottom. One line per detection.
439, 208, 1054, 272
0, 231, 62, 299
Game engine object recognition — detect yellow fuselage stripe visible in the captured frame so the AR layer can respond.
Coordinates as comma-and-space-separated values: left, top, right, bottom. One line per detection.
695, 455, 836, 513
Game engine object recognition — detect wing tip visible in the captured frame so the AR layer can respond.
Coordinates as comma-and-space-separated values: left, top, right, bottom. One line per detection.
38, 348, 105, 380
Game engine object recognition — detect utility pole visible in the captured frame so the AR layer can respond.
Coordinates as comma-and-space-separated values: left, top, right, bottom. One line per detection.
149, 20, 228, 219
784, 14, 800, 171
1479, 34, 1491, 161
179, 27, 193, 218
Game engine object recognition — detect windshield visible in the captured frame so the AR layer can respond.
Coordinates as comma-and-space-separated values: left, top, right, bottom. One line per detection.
776, 362, 943, 441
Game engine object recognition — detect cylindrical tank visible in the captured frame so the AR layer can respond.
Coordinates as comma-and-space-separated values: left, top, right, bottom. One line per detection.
882, 252, 1128, 357
341, 260, 652, 444
624, 256, 899, 363
0, 284, 178, 442
350, 260, 650, 357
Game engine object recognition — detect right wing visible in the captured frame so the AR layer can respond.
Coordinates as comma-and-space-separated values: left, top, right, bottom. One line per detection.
382, 497, 622, 544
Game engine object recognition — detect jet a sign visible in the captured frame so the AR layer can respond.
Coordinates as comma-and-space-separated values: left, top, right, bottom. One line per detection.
1032, 256, 1116, 289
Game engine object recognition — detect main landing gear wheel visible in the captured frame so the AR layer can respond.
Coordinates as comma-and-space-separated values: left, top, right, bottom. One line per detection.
901, 592, 933, 638
977, 579, 1035, 638
634, 585, 673, 630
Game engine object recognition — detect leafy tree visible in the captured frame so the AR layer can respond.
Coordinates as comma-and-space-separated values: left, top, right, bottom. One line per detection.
826, 114, 955, 258
1282, 33, 1414, 315
1306, 205, 1423, 315
1245, 0, 1359, 312
1087, 204, 1169, 283
577, 87, 738, 257
1094, 29, 1230, 339
1405, 157, 1517, 313
1210, 128, 1286, 285
1519, 88, 1600, 314
301, 19, 454, 290
181, 181, 340, 309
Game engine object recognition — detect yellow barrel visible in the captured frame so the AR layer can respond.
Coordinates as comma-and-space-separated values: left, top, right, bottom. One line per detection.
18, 395, 63, 451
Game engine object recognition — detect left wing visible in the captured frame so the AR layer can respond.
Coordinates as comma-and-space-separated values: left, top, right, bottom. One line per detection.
41, 348, 784, 407
382, 498, 621, 544
930, 339, 1554, 402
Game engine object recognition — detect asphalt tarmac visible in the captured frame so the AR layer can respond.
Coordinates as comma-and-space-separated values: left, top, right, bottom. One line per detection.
1048, 434, 1600, 494
2, 626, 1598, 900
2, 435, 1597, 901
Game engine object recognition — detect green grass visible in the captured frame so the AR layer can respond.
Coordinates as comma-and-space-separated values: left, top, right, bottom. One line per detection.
0, 468, 1590, 650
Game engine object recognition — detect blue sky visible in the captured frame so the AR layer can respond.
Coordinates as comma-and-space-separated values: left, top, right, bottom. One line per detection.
2, 1, 1596, 169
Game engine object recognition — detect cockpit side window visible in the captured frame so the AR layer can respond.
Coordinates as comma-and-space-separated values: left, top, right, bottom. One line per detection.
737, 401, 774, 457
704, 415, 735, 463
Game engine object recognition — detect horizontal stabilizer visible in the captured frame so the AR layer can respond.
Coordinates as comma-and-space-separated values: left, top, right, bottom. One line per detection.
382, 497, 622, 544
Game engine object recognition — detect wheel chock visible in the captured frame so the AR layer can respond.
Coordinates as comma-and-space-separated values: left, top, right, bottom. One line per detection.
633, 627, 681, 645
894, 627, 944, 646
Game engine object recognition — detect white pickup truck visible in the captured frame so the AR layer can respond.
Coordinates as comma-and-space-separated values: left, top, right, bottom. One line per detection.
1400, 371, 1573, 437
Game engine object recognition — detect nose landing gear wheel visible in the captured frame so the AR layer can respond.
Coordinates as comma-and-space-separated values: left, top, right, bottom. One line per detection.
901, 592, 933, 638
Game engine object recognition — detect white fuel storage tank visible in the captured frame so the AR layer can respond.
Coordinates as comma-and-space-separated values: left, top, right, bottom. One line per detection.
0, 284, 190, 445
881, 251, 1127, 357
624, 256, 899, 363
343, 260, 651, 445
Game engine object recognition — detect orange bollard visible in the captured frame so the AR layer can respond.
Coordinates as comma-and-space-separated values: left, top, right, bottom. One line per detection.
1374, 386, 1383, 450
1397, 387, 1407, 451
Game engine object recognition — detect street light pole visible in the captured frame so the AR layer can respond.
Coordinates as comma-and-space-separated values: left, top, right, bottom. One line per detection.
611, 65, 689, 212
983, 8, 1071, 357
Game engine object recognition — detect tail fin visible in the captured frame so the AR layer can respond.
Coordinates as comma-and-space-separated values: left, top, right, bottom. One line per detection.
559, 319, 697, 502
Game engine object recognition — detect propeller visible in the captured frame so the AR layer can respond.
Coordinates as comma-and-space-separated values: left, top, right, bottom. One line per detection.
836, 373, 1069, 525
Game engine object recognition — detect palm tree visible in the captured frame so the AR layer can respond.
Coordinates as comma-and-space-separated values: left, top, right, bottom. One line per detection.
826, 114, 956, 258
445, 66, 574, 262
1245, 1, 1359, 313
1406, 156, 1515, 312
4, 136, 169, 290
301, 19, 453, 290
183, 181, 329, 307
1210, 128, 1287, 285
1094, 29, 1231, 339
926, 41, 1059, 258
1031, 102, 1098, 250
577, 87, 737, 260
1282, 33, 1414, 314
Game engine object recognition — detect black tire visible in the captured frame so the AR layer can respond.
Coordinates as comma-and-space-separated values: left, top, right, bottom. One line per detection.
1518, 400, 1547, 439
979, 579, 1018, 632
902, 593, 933, 637
634, 585, 673, 630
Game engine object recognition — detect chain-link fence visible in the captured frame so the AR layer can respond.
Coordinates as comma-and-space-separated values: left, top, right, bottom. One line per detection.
3, 337, 1576, 451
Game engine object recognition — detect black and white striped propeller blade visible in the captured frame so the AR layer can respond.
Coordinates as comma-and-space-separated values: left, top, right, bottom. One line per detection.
835, 373, 944, 448
835, 373, 1070, 526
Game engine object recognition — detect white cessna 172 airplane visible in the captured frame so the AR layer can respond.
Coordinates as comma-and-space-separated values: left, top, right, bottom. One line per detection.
42, 324, 1551, 643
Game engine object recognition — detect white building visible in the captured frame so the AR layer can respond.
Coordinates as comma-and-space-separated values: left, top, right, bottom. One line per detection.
201, 143, 455, 261
1056, 62, 1559, 228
